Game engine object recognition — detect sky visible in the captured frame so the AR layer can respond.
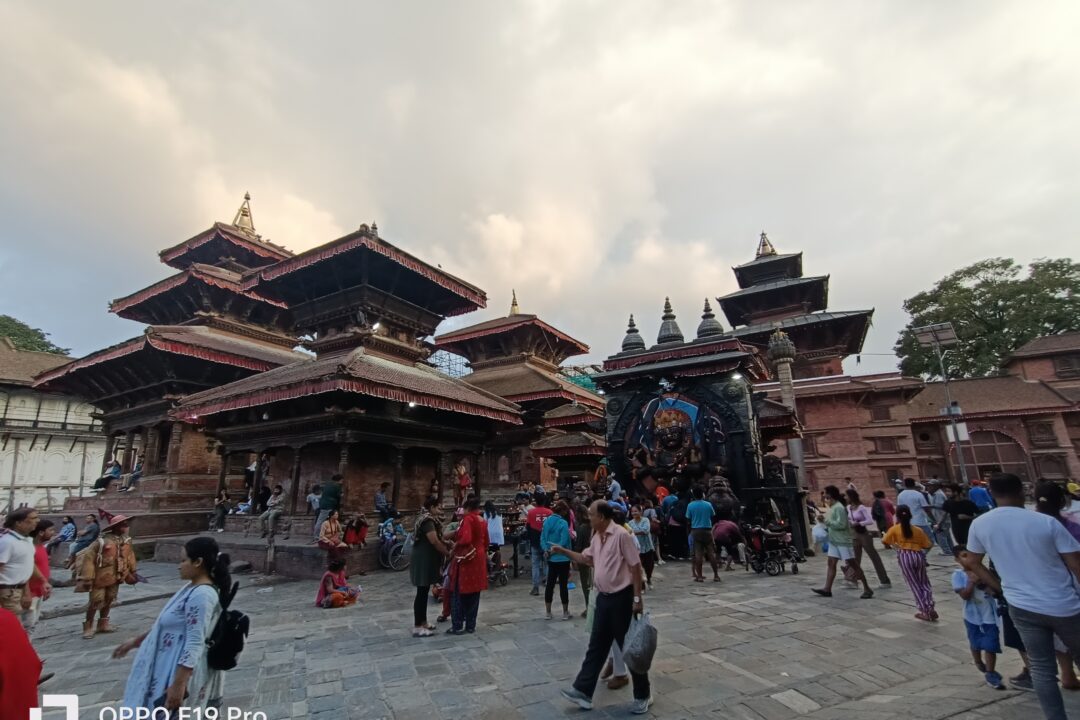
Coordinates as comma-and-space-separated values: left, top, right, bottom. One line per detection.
1, 1, 1078, 374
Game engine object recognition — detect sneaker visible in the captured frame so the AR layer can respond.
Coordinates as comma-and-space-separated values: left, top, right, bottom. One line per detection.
630, 696, 654, 715
216, 528, 224, 533
985, 671, 1005, 690
878, 582, 891, 588
1010, 669, 1033, 691
560, 688, 593, 710
860, 590, 874, 599
529, 587, 540, 596
562, 612, 573, 621
545, 612, 553, 620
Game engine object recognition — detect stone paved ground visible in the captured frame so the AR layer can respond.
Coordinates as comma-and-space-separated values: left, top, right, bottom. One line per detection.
30, 547, 1080, 719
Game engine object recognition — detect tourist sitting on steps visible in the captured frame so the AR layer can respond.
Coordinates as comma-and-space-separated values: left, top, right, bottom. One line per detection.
258, 486, 285, 538
91, 460, 122, 493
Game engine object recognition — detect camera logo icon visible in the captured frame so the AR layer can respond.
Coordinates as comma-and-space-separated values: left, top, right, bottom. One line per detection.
30, 695, 79, 720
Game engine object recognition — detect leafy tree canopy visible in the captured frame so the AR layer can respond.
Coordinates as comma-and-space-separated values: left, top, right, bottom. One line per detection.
894, 258, 1080, 379
0, 315, 70, 355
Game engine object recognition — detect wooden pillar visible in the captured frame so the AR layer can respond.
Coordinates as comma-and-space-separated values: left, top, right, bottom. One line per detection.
121, 431, 136, 473
337, 443, 349, 509
143, 426, 160, 475
101, 432, 116, 474
138, 427, 149, 470
216, 448, 229, 494
166, 422, 184, 474
392, 446, 405, 508
473, 450, 483, 498
288, 446, 304, 515
436, 451, 446, 504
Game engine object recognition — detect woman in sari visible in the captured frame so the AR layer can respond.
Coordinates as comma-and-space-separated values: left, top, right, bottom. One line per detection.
315, 559, 361, 608
318, 510, 349, 554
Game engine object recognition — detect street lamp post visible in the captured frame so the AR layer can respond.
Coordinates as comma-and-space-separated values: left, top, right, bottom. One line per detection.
912, 323, 970, 486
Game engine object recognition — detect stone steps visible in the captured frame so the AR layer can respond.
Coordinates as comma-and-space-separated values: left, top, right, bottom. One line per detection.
155, 531, 381, 579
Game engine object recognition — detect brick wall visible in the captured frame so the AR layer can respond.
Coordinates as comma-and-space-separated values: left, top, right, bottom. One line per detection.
171, 424, 222, 477
774, 390, 919, 500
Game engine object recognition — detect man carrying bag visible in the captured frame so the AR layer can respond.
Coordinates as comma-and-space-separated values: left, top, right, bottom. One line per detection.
551, 500, 653, 715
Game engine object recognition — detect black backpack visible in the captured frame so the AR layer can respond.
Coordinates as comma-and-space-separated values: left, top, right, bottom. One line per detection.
206, 582, 248, 671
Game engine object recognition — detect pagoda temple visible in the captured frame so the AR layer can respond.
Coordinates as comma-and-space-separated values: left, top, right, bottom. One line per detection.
719, 232, 873, 378
173, 224, 522, 516
34, 196, 304, 527
433, 292, 605, 492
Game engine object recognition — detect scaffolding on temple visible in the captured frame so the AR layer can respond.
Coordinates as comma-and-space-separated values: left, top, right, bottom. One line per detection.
428, 349, 472, 378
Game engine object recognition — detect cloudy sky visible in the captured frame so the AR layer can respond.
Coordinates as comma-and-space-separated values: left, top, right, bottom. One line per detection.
1, 1, 1077, 374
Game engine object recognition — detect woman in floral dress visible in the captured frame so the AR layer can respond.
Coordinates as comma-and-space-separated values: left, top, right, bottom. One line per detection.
114, 537, 230, 712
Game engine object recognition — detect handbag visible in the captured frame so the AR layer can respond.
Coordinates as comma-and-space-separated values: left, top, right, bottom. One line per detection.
622, 611, 659, 675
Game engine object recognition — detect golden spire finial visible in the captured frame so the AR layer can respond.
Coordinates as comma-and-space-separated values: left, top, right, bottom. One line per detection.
756, 230, 777, 258
509, 289, 520, 316
232, 192, 256, 234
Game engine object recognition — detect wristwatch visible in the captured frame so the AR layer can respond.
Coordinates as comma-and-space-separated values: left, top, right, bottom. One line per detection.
633, 596, 641, 603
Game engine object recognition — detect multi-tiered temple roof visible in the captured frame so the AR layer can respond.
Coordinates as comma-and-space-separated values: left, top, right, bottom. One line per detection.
35, 196, 304, 433
175, 224, 522, 427
433, 294, 604, 470
718, 233, 873, 378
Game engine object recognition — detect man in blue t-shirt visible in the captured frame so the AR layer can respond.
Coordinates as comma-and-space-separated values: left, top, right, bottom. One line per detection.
968, 479, 995, 515
686, 486, 720, 583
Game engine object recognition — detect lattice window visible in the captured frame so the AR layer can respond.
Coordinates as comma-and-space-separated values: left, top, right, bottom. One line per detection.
873, 436, 901, 454
915, 429, 938, 450
1027, 422, 1058, 447
870, 405, 892, 422
881, 468, 906, 484
1054, 355, 1080, 379
803, 435, 819, 458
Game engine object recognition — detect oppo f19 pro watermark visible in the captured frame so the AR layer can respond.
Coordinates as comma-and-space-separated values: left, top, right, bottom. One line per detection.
32, 695, 267, 720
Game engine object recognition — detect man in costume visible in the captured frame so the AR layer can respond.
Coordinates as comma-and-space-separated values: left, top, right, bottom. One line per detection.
75, 513, 137, 639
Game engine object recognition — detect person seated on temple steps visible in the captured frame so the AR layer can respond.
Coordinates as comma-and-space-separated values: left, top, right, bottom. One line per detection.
375, 482, 396, 521
91, 460, 122, 493
259, 485, 285, 537
119, 455, 144, 492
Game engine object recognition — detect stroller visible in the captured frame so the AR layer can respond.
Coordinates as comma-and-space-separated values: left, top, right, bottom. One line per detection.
487, 546, 509, 587
743, 523, 804, 576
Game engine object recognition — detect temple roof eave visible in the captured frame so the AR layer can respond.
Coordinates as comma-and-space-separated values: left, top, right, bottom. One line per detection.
729, 310, 873, 356
251, 229, 487, 318
33, 326, 304, 391
433, 314, 590, 360
159, 222, 293, 270
172, 349, 523, 426
109, 265, 289, 320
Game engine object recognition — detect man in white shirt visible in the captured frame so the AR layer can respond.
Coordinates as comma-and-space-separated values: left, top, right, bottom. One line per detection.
607, 475, 623, 503
897, 478, 933, 542
0, 507, 43, 614
926, 480, 954, 556
963, 473, 1080, 720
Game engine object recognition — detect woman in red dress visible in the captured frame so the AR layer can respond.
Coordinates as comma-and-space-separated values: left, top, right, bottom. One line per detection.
447, 496, 488, 635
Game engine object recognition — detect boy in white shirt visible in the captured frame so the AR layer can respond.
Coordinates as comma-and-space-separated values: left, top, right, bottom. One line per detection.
952, 545, 1005, 689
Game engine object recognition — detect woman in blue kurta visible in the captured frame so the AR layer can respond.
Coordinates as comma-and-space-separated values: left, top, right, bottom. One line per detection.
540, 500, 574, 620
114, 537, 229, 712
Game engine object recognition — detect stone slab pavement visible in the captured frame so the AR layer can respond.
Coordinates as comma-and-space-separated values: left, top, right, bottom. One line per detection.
27, 546, 1080, 719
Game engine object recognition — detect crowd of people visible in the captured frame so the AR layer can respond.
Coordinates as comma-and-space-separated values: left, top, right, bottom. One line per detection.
808, 473, 1080, 719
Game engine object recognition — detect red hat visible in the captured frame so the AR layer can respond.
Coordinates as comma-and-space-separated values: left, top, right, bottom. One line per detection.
103, 514, 133, 532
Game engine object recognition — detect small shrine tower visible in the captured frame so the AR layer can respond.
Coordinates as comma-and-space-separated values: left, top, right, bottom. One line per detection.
719, 232, 873, 378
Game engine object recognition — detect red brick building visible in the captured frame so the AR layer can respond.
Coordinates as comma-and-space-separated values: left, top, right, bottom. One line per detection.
909, 332, 1080, 486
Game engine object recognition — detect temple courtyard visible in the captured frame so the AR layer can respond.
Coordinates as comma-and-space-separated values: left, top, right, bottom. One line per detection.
31, 550, 1078, 720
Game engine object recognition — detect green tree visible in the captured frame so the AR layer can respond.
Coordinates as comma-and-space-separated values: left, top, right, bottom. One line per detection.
0, 315, 70, 354
894, 258, 1080, 379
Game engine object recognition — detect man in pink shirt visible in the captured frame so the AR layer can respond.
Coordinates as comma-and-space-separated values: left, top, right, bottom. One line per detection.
551, 500, 652, 715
